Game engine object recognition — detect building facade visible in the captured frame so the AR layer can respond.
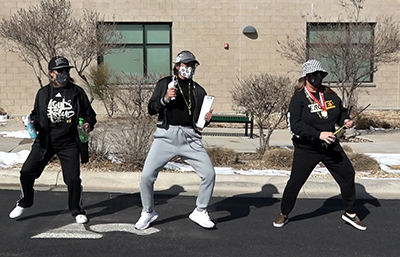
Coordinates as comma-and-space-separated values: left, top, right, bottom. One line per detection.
1, 0, 400, 116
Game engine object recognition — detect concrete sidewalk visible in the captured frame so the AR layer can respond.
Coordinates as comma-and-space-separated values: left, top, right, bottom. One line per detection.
1, 119, 400, 199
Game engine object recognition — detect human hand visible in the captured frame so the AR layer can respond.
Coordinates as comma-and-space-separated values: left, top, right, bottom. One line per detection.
205, 109, 214, 122
344, 119, 354, 128
84, 123, 91, 133
319, 131, 336, 144
164, 87, 177, 102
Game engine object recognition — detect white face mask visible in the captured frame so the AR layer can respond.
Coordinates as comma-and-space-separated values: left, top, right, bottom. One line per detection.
179, 66, 195, 79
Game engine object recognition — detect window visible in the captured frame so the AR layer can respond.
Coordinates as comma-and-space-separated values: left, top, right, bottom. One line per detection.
307, 22, 375, 83
101, 23, 172, 79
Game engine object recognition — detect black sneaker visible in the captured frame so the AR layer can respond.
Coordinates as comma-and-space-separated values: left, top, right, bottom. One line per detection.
273, 213, 288, 228
341, 213, 367, 231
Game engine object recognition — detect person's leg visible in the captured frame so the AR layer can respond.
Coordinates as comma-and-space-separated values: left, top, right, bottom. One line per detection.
322, 150, 356, 214
135, 128, 178, 230
18, 144, 54, 208
140, 128, 178, 212
178, 127, 215, 228
179, 127, 215, 210
322, 150, 366, 230
280, 147, 321, 215
56, 144, 84, 217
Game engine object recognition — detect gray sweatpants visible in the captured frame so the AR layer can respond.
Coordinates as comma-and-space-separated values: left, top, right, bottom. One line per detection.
140, 126, 216, 212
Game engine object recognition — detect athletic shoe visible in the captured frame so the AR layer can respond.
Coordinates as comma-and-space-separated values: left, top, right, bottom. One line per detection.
342, 213, 367, 231
75, 214, 89, 224
9, 205, 26, 219
135, 210, 159, 230
273, 213, 289, 228
189, 208, 215, 228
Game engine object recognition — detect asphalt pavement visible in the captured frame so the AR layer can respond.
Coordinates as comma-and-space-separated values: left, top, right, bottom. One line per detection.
1, 189, 399, 257
1, 119, 400, 200
1, 119, 400, 257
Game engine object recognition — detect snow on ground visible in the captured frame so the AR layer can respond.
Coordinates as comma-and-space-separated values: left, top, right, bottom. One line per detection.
1, 130, 399, 176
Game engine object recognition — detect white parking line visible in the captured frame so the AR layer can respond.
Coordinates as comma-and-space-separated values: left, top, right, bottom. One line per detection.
90, 223, 160, 235
31, 223, 160, 239
32, 223, 102, 239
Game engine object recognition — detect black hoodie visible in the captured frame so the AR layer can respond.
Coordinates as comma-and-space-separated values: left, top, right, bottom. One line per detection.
29, 82, 96, 163
288, 89, 350, 151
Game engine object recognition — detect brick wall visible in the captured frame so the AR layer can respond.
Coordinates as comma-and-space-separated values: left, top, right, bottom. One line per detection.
1, 0, 399, 117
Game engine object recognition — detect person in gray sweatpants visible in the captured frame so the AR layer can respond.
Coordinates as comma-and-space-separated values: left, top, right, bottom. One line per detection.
135, 50, 216, 230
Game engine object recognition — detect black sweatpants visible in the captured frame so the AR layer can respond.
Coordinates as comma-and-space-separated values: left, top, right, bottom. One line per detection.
281, 146, 356, 215
17, 142, 85, 217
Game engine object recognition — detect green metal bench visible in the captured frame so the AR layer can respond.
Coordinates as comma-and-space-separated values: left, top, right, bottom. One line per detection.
210, 115, 254, 138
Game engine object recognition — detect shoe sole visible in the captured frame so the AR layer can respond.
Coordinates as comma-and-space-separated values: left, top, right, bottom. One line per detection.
341, 215, 367, 231
273, 219, 288, 228
135, 214, 159, 230
188, 214, 215, 229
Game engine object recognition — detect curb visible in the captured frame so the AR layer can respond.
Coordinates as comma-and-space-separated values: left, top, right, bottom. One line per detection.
1, 168, 399, 199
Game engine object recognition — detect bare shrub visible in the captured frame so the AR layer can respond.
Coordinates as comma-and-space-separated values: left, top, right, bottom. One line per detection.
347, 153, 380, 172
87, 64, 118, 117
342, 145, 354, 154
88, 74, 160, 170
355, 115, 392, 129
0, 0, 122, 90
232, 73, 292, 155
262, 148, 293, 170
206, 147, 239, 166
0, 107, 6, 115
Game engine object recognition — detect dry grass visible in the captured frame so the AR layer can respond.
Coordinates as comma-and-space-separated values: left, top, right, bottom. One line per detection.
262, 147, 293, 170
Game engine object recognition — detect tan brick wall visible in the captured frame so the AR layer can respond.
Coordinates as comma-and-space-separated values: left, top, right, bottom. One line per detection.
1, 0, 400, 117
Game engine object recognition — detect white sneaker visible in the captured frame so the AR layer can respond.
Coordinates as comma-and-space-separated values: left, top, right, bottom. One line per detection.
135, 210, 159, 230
75, 214, 89, 224
9, 206, 26, 219
189, 208, 215, 228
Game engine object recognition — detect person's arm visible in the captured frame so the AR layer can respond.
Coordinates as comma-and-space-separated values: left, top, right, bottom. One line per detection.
80, 89, 97, 133
148, 79, 169, 116
288, 93, 320, 141
30, 89, 43, 132
337, 97, 351, 127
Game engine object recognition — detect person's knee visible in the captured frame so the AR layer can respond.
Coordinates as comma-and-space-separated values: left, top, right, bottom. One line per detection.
66, 177, 82, 188
140, 171, 157, 185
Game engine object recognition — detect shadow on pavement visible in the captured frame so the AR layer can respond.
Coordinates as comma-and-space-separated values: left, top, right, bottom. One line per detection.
14, 185, 186, 221
209, 184, 280, 224
16, 209, 69, 221
86, 185, 186, 219
289, 183, 381, 222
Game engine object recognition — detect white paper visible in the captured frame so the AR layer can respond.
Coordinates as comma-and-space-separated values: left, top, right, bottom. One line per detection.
196, 95, 215, 128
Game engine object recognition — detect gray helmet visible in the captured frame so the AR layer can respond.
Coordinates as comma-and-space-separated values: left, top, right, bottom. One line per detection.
174, 50, 200, 65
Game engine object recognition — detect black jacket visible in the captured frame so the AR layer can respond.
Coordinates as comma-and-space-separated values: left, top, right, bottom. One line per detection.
30, 82, 97, 163
288, 89, 350, 150
148, 76, 209, 133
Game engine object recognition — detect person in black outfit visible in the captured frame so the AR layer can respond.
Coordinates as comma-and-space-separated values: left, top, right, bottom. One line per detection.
9, 56, 96, 224
272, 59, 366, 231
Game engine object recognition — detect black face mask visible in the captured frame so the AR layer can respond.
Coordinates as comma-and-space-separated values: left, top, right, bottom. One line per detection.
307, 72, 323, 87
55, 73, 70, 87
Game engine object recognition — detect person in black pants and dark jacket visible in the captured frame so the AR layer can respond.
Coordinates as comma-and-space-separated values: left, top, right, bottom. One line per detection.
9, 56, 96, 224
272, 59, 366, 231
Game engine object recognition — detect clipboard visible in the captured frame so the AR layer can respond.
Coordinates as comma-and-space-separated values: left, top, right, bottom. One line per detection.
196, 95, 215, 128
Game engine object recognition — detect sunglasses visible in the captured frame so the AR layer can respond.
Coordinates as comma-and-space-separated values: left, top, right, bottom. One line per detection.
54, 68, 71, 73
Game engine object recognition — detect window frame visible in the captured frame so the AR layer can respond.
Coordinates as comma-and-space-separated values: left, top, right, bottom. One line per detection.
306, 22, 376, 84
99, 22, 172, 78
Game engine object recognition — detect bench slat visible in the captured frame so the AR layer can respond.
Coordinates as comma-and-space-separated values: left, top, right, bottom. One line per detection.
211, 115, 250, 122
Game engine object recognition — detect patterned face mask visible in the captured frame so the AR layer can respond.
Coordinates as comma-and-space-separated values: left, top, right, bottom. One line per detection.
178, 66, 195, 79
55, 73, 70, 87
